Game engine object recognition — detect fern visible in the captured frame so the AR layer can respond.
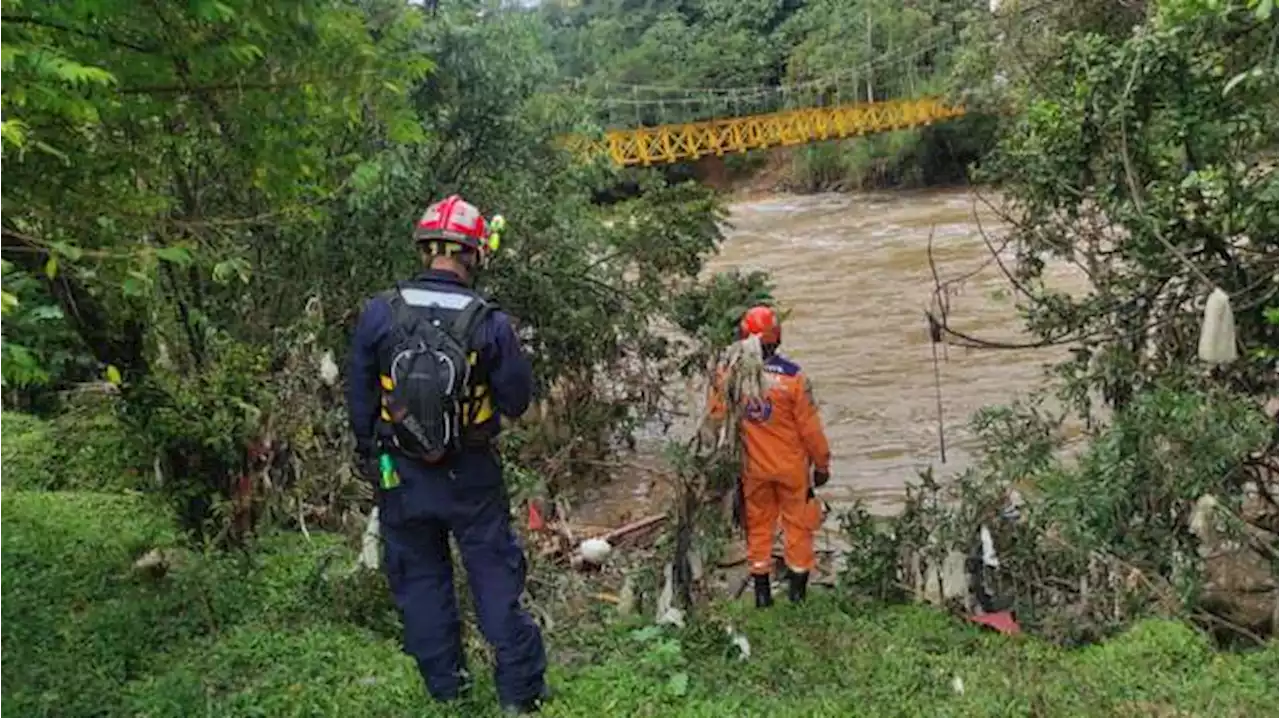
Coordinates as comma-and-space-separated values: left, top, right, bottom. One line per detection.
22, 49, 117, 87
60, 61, 115, 87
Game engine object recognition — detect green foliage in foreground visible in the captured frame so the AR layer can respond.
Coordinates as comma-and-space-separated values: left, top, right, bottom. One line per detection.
0, 404, 147, 492
3, 490, 1275, 718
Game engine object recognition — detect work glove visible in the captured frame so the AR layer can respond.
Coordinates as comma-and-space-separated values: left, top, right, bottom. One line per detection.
812, 469, 830, 488
353, 450, 379, 487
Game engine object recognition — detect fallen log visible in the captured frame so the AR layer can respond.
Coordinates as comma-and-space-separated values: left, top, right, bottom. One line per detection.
536, 512, 670, 566
601, 513, 667, 544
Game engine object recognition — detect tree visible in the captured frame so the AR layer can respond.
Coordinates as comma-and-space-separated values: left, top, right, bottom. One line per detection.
1, 0, 761, 536
966, 0, 1278, 417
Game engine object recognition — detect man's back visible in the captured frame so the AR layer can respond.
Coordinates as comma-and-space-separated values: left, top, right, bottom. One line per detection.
346, 268, 548, 712
740, 353, 830, 482
712, 352, 831, 483
354, 194, 549, 714
346, 268, 533, 461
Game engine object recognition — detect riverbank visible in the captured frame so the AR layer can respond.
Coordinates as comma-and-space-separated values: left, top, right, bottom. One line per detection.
4, 486, 1276, 718
697, 116, 997, 202
700, 188, 1089, 516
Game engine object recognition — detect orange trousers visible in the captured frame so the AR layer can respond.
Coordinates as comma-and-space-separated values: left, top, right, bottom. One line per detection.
743, 474, 822, 575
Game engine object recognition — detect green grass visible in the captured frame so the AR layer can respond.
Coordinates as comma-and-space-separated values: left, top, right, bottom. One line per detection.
3, 488, 1276, 717
1, 407, 147, 491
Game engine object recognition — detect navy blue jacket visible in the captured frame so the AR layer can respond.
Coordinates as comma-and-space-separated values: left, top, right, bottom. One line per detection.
346, 269, 534, 455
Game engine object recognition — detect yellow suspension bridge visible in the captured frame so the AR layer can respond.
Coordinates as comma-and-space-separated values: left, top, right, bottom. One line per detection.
566, 22, 973, 167
574, 97, 965, 168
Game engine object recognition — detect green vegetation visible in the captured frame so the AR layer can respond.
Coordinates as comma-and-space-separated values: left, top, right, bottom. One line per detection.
4, 487, 1276, 718
840, 0, 1279, 646
2, 0, 1278, 715
0, 0, 763, 530
540, 0, 996, 190
0, 398, 146, 492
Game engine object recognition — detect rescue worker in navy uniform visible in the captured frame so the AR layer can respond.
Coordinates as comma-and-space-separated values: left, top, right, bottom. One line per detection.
346, 195, 549, 714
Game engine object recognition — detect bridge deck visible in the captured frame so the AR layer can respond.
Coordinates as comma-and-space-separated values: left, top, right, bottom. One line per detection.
570, 97, 966, 167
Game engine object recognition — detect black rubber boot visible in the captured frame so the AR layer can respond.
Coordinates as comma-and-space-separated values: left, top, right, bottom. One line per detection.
502, 685, 553, 715
752, 573, 773, 608
788, 570, 809, 604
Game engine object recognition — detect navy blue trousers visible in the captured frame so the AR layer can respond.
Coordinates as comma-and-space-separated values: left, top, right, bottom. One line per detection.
378, 448, 546, 706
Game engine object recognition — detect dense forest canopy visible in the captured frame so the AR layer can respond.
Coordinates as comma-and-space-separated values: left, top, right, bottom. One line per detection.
538, 0, 979, 91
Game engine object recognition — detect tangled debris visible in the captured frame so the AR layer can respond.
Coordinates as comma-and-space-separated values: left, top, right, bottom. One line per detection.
841, 390, 1279, 645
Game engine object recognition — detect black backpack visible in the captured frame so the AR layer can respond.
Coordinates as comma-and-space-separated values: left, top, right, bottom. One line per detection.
380, 283, 494, 463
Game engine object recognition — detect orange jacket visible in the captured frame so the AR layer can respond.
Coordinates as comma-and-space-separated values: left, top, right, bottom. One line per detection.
709, 353, 831, 485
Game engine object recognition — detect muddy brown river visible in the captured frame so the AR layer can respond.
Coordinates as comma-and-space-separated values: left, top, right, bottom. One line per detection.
696, 189, 1087, 515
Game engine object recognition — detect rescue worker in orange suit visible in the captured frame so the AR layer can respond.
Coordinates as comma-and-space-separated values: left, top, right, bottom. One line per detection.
710, 305, 832, 607
347, 195, 549, 714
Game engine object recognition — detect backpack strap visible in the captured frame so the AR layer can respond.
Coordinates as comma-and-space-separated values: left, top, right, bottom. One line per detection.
448, 295, 496, 349
447, 296, 497, 432
382, 283, 425, 343
381, 280, 495, 359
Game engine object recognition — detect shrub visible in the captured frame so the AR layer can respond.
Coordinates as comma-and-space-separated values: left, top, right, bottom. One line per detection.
0, 399, 147, 492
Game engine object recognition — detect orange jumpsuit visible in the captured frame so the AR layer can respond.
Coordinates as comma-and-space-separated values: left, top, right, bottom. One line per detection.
710, 353, 831, 575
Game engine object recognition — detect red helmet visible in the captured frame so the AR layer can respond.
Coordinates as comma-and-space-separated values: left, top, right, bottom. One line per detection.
414, 195, 488, 254
738, 305, 781, 345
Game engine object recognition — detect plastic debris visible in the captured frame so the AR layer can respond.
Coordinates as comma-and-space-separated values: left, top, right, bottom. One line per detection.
1198, 287, 1237, 364
617, 574, 637, 616
726, 623, 751, 661
655, 562, 686, 628
980, 525, 999, 568
318, 350, 340, 387
579, 538, 613, 565
968, 610, 1021, 635
527, 500, 546, 532
356, 507, 381, 571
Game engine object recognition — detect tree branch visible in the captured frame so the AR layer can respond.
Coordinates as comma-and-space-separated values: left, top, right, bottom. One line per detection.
1, 227, 149, 379
1, 14, 159, 54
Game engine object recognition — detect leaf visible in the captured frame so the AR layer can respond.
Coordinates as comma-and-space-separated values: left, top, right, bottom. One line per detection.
350, 161, 381, 192
212, 258, 252, 285
227, 44, 265, 64
195, 0, 238, 22
49, 241, 84, 261
0, 290, 18, 315
29, 305, 64, 321
666, 671, 689, 697
629, 625, 663, 643
1, 119, 27, 149
1222, 69, 1257, 96
44, 255, 58, 279
387, 115, 427, 144
155, 246, 194, 266
0, 44, 22, 71
121, 277, 147, 297
105, 365, 123, 386
2, 343, 50, 388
